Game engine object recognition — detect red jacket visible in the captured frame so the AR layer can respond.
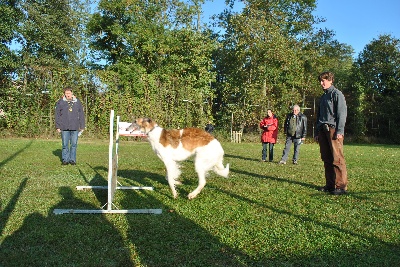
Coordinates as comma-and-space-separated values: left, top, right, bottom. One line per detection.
260, 115, 278, 143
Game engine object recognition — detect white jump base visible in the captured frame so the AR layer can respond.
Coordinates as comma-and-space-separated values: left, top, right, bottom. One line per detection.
53, 110, 162, 215
76, 185, 154, 190
54, 207, 162, 214
54, 209, 162, 215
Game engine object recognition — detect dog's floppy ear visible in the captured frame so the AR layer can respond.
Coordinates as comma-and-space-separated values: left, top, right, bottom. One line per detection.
143, 117, 152, 123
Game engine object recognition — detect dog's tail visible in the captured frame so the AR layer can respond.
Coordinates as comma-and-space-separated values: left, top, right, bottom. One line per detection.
214, 163, 229, 178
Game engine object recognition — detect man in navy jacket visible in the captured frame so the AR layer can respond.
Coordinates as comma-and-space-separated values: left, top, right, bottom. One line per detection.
55, 87, 85, 165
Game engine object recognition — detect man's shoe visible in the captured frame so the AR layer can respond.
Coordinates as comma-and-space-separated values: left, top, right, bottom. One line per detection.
69, 161, 76, 165
293, 160, 298, 164
279, 161, 286, 165
62, 161, 69, 165
318, 186, 334, 193
331, 188, 347, 195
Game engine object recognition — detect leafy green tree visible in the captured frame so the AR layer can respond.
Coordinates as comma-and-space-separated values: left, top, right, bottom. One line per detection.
214, 0, 320, 131
87, 0, 216, 129
349, 34, 400, 141
1, 0, 92, 136
20, 0, 82, 67
0, 0, 23, 85
300, 28, 353, 96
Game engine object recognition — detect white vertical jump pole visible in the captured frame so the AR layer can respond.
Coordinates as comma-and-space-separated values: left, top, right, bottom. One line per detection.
107, 109, 115, 211
53, 110, 162, 214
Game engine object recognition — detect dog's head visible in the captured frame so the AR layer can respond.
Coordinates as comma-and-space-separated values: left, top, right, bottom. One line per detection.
126, 117, 156, 134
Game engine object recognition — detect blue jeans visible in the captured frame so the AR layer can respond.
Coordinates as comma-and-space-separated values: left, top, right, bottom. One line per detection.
281, 136, 301, 162
61, 130, 79, 163
262, 142, 274, 161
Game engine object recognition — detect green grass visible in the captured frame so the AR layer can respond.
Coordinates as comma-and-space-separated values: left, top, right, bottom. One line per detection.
0, 138, 399, 267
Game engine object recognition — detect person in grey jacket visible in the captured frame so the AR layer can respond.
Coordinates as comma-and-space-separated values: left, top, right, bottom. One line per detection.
279, 105, 307, 165
314, 71, 348, 195
55, 87, 85, 165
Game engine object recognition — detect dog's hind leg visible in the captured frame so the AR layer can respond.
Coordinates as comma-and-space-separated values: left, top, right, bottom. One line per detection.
213, 160, 229, 178
188, 157, 212, 199
188, 171, 206, 200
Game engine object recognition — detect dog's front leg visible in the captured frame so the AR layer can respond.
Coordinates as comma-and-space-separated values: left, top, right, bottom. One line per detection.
167, 177, 178, 199
164, 160, 181, 199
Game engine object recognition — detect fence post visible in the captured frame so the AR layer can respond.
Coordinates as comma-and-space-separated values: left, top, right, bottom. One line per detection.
232, 131, 242, 143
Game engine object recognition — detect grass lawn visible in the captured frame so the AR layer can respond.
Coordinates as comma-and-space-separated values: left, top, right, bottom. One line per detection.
0, 137, 399, 267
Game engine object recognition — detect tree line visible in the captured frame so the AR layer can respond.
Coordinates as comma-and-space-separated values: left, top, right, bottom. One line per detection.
1, 0, 399, 142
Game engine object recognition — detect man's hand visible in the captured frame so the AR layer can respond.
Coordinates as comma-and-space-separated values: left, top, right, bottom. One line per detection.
314, 136, 319, 143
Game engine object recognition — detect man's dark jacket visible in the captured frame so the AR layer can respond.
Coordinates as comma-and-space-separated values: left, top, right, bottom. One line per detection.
283, 112, 307, 139
55, 96, 85, 131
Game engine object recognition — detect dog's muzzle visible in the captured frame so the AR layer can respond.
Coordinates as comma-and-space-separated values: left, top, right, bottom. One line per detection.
126, 123, 139, 133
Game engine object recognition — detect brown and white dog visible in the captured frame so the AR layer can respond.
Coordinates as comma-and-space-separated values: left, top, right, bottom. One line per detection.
127, 118, 229, 199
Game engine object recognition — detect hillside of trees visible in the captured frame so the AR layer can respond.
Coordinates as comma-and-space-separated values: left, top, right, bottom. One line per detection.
1, 0, 399, 142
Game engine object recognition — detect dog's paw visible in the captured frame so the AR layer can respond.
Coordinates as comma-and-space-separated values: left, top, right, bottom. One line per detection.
174, 180, 182, 185
187, 192, 198, 200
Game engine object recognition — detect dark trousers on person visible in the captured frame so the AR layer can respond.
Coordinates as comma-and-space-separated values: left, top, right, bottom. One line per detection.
262, 142, 274, 162
318, 126, 348, 190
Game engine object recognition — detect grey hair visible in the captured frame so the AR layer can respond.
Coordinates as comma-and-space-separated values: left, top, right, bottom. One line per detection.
292, 105, 300, 111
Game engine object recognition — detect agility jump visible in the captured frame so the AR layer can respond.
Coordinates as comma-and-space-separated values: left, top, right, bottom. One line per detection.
53, 110, 162, 214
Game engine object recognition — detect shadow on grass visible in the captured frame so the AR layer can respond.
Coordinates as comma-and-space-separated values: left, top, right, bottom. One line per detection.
208, 185, 400, 266
117, 168, 201, 200
0, 178, 28, 237
118, 186, 255, 266
0, 169, 252, 266
231, 167, 317, 190
0, 140, 33, 169
225, 153, 260, 162
72, 164, 253, 266
0, 187, 133, 266
77, 164, 168, 206
231, 167, 389, 201
52, 148, 62, 163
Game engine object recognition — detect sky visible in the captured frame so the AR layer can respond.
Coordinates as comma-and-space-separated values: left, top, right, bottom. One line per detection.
201, 0, 400, 57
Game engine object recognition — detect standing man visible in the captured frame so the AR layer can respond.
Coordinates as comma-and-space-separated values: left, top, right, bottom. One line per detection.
55, 87, 85, 165
259, 109, 278, 162
315, 71, 348, 195
279, 104, 307, 165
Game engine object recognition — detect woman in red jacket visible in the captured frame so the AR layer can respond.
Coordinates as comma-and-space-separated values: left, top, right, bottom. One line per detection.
260, 109, 279, 162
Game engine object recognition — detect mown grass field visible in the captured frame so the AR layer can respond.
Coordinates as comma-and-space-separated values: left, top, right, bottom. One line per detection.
0, 137, 399, 267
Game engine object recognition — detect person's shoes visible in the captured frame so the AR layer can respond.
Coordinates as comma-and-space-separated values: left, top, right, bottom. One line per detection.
269, 160, 273, 162
62, 161, 69, 165
261, 159, 266, 162
331, 188, 347, 195
318, 186, 334, 193
279, 160, 286, 165
69, 161, 76, 165
293, 160, 298, 164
